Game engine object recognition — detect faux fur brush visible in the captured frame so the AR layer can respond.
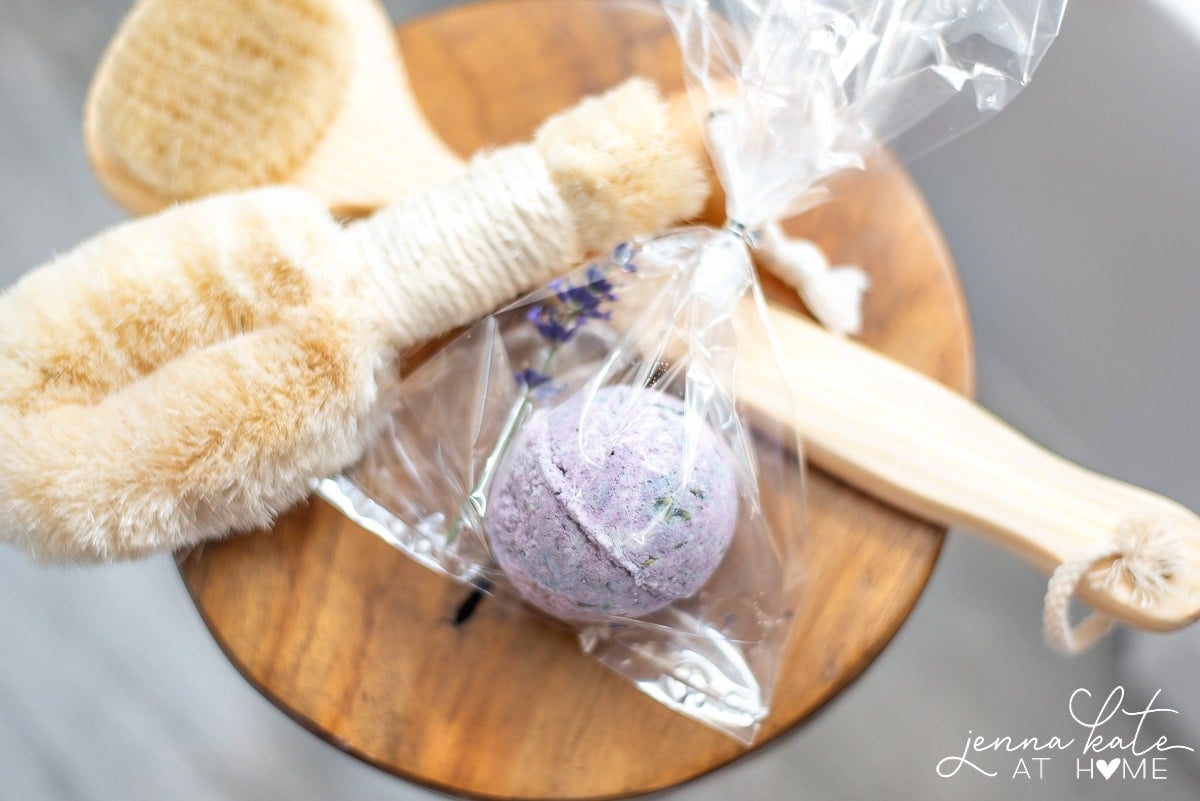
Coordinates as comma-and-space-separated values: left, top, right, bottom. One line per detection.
0, 79, 706, 562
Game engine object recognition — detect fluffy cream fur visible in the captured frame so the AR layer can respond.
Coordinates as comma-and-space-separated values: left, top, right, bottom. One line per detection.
0, 80, 706, 562
0, 188, 380, 561
534, 78, 708, 254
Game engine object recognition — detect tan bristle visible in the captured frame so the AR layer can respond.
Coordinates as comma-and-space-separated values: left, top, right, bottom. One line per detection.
93, 0, 353, 200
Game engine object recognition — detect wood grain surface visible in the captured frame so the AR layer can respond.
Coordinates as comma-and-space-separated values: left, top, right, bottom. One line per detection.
179, 1, 973, 798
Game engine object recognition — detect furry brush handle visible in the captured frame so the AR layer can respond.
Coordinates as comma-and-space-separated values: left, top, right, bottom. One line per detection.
0, 80, 705, 562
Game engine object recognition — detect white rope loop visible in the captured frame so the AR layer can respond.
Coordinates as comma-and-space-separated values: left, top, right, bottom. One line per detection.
1043, 517, 1182, 655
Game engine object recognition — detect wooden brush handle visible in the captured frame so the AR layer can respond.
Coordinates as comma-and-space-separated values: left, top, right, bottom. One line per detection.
387, 66, 1200, 631
740, 304, 1200, 631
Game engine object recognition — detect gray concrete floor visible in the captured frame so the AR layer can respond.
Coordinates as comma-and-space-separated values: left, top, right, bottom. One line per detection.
1, 0, 1198, 799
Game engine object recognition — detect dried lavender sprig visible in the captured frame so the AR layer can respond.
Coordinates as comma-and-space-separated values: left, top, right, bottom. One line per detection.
444, 246, 636, 546
444, 245, 638, 544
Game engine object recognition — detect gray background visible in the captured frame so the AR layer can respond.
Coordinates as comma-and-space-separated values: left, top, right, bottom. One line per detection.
1, 0, 1198, 799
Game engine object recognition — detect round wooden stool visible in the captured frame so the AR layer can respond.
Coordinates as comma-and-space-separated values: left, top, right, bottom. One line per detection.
178, 1, 972, 798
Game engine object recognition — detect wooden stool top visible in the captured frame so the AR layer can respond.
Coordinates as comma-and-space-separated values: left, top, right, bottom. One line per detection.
179, 1, 972, 798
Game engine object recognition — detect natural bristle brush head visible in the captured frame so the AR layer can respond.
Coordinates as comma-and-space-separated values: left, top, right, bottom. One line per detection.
85, 0, 463, 214
90, 0, 353, 201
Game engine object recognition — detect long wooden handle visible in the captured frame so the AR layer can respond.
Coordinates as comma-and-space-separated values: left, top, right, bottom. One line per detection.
739, 304, 1200, 631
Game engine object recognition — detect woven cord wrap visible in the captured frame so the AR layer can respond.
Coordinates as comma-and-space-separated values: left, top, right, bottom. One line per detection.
346, 144, 580, 350
1043, 517, 1182, 655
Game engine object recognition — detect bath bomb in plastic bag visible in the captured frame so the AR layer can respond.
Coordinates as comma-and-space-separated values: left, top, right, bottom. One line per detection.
488, 385, 738, 620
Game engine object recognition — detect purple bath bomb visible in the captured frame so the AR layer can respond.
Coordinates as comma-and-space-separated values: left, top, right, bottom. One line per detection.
487, 385, 738, 621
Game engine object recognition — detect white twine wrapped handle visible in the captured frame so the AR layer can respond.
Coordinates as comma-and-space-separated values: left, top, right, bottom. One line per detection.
1043, 517, 1183, 654
348, 145, 578, 349
349, 78, 707, 351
